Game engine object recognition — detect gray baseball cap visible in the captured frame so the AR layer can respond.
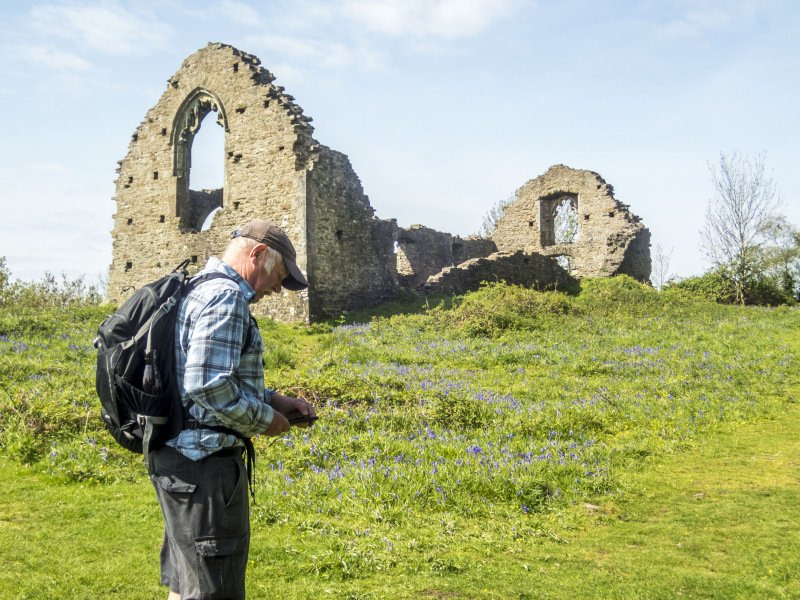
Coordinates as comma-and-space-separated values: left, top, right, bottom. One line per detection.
232, 220, 309, 291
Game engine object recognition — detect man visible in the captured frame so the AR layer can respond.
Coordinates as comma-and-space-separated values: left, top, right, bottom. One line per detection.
148, 220, 316, 600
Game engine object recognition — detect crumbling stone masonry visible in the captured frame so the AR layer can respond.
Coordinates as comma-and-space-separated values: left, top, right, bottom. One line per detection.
397, 164, 651, 294
396, 226, 498, 289
492, 165, 651, 281
108, 43, 398, 322
109, 45, 651, 323
424, 251, 575, 295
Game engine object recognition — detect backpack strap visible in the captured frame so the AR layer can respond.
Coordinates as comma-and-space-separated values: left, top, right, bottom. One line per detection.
181, 269, 259, 502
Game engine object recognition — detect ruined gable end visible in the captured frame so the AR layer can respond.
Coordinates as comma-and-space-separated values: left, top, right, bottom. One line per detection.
108, 43, 399, 322
492, 165, 651, 282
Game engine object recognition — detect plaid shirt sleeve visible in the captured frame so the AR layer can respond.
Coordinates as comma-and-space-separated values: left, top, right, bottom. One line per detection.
182, 284, 274, 439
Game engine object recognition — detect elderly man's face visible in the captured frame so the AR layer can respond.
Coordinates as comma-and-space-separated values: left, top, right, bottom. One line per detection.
251, 249, 288, 301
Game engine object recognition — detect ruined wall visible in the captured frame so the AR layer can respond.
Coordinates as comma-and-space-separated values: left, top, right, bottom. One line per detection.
305, 146, 398, 320
425, 251, 575, 295
110, 44, 318, 321
110, 45, 652, 322
454, 236, 499, 265
492, 165, 651, 282
187, 189, 223, 232
110, 43, 402, 322
396, 226, 497, 289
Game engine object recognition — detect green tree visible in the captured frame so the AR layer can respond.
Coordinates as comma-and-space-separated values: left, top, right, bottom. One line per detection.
0, 256, 10, 306
756, 215, 800, 300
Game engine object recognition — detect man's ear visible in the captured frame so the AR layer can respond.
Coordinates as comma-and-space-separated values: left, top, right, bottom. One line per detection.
249, 243, 267, 264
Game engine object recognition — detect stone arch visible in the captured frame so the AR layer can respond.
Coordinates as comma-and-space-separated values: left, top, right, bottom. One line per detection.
108, 43, 400, 323
169, 87, 229, 228
539, 193, 579, 247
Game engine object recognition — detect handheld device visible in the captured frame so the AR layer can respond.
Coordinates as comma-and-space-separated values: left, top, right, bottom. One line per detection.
288, 415, 319, 426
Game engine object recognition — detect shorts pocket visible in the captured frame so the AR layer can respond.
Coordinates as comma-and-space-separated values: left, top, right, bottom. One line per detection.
151, 472, 197, 494
223, 460, 246, 508
195, 532, 248, 599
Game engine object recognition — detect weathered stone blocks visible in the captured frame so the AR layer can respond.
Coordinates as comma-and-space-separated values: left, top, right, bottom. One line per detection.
492, 165, 651, 281
109, 43, 397, 322
109, 45, 651, 323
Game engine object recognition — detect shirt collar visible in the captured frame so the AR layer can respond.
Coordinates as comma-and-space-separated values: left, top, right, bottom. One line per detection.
205, 256, 256, 302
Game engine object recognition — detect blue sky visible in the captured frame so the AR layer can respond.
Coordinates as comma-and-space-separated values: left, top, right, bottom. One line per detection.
0, 0, 797, 284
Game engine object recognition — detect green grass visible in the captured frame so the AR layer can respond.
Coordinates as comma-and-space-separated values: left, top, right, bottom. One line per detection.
1, 390, 797, 598
0, 278, 798, 598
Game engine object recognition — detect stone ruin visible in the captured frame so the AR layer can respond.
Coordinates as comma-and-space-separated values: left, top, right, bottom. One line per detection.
109, 43, 650, 322
493, 165, 651, 280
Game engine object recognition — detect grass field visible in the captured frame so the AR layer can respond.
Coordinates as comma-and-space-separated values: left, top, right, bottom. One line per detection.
0, 278, 797, 598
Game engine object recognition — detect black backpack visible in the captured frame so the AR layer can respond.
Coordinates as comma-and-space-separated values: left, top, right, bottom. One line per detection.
94, 260, 254, 468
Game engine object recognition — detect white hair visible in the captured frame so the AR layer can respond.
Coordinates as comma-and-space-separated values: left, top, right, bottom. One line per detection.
222, 235, 259, 261
221, 237, 283, 276
262, 245, 282, 273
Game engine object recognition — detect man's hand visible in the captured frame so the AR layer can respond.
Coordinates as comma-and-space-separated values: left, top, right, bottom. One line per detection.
270, 393, 317, 428
262, 410, 290, 436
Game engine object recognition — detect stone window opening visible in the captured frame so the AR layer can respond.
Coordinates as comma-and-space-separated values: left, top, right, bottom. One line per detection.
125, 261, 132, 271
336, 230, 343, 241
554, 253, 572, 272
159, 215, 165, 223
555, 198, 579, 244
171, 88, 228, 232
540, 194, 579, 247
127, 218, 133, 225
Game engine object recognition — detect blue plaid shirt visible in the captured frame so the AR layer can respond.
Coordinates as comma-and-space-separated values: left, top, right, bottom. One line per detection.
167, 257, 274, 460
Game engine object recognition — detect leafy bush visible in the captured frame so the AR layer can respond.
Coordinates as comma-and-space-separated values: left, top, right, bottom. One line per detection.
437, 282, 577, 337
573, 275, 663, 316
744, 276, 796, 306
0, 257, 104, 310
662, 271, 737, 304
664, 270, 796, 306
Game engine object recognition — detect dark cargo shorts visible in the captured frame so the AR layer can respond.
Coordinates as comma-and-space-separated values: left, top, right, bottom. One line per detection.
150, 445, 250, 600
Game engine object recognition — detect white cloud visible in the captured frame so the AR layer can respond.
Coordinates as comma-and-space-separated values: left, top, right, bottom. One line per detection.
241, 0, 524, 79
25, 46, 92, 71
339, 0, 522, 38
658, 0, 766, 38
215, 0, 263, 26
28, 1, 172, 56
22, 161, 72, 174
247, 34, 381, 70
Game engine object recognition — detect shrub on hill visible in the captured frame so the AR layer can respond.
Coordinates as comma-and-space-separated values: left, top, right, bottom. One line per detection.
664, 270, 795, 306
442, 282, 577, 336
0, 257, 104, 310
